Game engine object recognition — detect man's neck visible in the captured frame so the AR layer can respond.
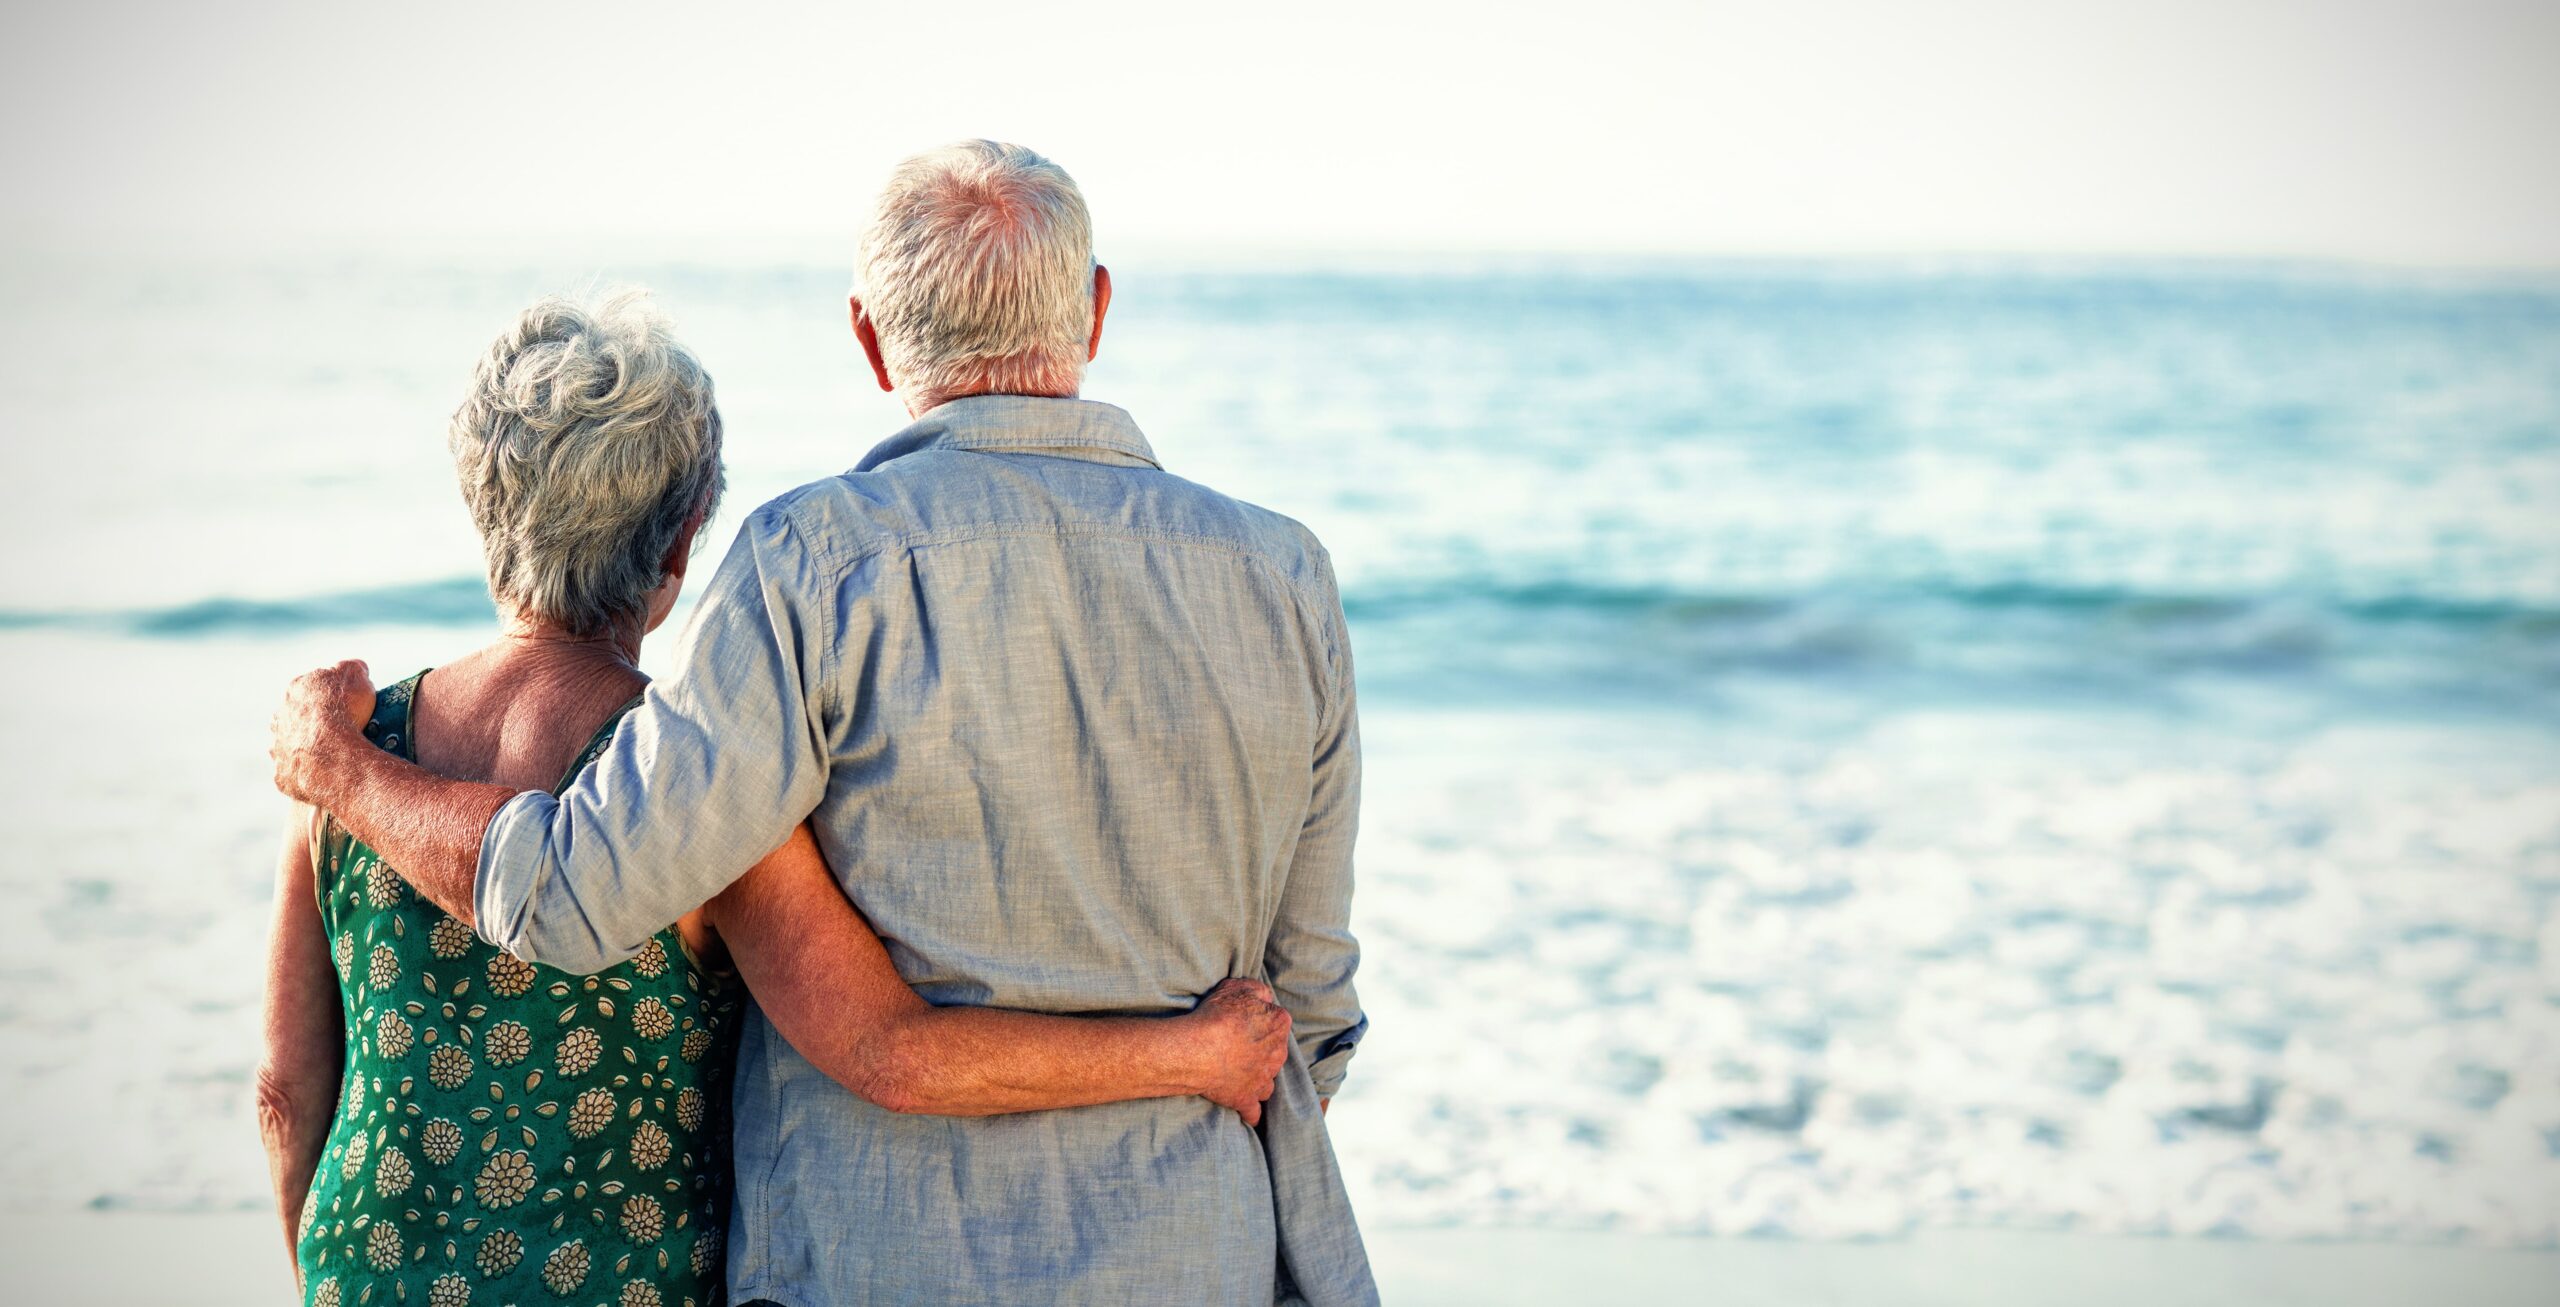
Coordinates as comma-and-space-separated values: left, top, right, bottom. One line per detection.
903, 385, 1082, 418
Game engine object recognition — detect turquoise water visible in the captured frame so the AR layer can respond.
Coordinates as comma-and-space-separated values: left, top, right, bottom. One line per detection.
1, 257, 2556, 1241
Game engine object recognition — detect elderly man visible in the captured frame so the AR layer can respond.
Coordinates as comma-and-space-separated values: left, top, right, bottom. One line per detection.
267, 140, 1376, 1306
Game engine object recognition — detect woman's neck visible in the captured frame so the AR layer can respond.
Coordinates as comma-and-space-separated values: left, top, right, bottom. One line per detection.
494, 610, 643, 674
407, 611, 651, 792
462, 611, 651, 716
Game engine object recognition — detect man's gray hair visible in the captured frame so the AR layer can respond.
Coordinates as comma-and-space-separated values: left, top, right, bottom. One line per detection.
448, 291, 725, 637
856, 140, 1095, 403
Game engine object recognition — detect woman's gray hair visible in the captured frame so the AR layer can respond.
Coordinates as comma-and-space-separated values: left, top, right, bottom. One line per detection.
855, 140, 1095, 403
448, 291, 725, 637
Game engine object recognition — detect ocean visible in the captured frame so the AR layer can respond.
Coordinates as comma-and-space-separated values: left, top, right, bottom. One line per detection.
1, 254, 2556, 1245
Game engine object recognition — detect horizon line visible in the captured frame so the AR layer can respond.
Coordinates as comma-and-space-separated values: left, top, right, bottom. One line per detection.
6, 229, 2560, 284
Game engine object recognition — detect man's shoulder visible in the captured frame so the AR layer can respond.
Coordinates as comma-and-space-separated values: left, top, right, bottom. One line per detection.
1142, 472, 1338, 590
747, 456, 1338, 585
735, 472, 921, 567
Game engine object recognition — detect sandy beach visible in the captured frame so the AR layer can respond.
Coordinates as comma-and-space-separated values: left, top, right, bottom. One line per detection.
5, 1211, 2556, 1306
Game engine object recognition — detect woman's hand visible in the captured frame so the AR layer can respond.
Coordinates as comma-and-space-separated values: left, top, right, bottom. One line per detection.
1180, 978, 1293, 1126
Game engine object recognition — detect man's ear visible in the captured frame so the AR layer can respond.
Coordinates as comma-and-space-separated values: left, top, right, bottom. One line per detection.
850, 295, 894, 392
1087, 264, 1113, 363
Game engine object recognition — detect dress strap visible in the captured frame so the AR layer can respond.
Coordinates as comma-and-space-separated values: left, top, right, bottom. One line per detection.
363, 671, 427, 762
550, 692, 648, 796
312, 670, 429, 907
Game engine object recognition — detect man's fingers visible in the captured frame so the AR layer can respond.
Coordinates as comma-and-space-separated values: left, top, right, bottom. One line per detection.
327, 660, 374, 724
268, 660, 376, 803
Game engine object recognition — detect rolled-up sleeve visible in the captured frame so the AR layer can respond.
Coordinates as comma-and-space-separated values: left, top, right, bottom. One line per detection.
476, 505, 840, 971
1267, 563, 1368, 1097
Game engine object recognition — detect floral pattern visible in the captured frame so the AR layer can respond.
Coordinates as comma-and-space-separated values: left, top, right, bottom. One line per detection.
629, 1119, 671, 1171
556, 1025, 603, 1076
621, 1194, 665, 1244
365, 1221, 402, 1271
568, 1087, 617, 1139
475, 1229, 522, 1277
542, 1240, 590, 1294
425, 1044, 472, 1090
632, 996, 675, 1041
484, 952, 536, 997
375, 1011, 413, 1059
475, 1149, 536, 1209
373, 1145, 412, 1196
364, 861, 402, 908
421, 1117, 463, 1166
483, 1019, 532, 1067
429, 915, 474, 958
293, 674, 740, 1306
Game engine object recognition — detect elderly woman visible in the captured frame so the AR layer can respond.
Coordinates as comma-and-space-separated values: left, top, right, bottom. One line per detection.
255, 294, 1290, 1307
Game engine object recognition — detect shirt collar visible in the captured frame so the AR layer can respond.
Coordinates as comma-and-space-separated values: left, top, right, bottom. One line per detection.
855, 395, 1162, 473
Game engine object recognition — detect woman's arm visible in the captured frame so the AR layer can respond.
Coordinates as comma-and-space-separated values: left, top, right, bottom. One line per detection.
256, 808, 345, 1268
701, 825, 1291, 1122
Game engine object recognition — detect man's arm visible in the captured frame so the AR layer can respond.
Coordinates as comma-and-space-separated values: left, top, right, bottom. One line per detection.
272, 508, 842, 970
1266, 565, 1368, 1100
702, 825, 1292, 1122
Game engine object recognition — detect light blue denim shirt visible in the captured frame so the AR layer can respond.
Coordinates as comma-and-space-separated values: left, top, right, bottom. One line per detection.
473, 395, 1372, 1305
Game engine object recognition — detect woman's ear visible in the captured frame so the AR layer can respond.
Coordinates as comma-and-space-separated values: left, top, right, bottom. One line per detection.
661, 508, 706, 586
641, 509, 708, 637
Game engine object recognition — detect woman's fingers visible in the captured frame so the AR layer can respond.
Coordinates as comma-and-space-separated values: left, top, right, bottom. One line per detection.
1256, 1000, 1292, 1072
1202, 976, 1273, 1007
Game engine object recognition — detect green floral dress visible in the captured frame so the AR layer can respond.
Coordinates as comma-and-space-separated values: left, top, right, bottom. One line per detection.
296, 672, 742, 1307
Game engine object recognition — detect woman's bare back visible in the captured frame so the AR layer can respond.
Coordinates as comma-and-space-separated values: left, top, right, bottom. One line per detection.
407, 640, 649, 792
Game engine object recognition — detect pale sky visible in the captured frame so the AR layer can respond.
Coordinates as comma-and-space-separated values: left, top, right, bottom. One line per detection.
3, 0, 2556, 267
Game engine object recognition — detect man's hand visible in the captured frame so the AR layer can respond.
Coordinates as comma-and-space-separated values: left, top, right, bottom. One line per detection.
1181, 978, 1291, 1126
270, 660, 376, 804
